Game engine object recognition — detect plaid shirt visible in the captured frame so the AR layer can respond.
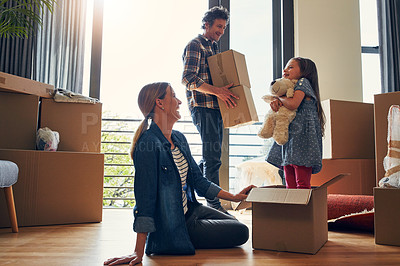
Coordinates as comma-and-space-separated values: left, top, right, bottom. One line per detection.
182, 34, 220, 111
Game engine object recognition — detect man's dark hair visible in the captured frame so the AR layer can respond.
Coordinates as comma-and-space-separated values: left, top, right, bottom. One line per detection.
201, 6, 230, 29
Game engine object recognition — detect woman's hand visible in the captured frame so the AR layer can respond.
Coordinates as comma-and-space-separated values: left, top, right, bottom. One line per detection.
104, 253, 142, 266
230, 185, 257, 202
104, 233, 147, 266
217, 185, 256, 202
270, 97, 283, 112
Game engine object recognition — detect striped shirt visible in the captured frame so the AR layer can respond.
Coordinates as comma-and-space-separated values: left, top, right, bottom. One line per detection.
171, 146, 188, 214
182, 34, 220, 111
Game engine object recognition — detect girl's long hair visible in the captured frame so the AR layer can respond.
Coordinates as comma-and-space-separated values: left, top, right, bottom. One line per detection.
130, 82, 169, 159
293, 57, 326, 136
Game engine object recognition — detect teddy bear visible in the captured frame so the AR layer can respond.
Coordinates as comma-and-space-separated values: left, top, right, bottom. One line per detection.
379, 105, 400, 188
258, 78, 298, 145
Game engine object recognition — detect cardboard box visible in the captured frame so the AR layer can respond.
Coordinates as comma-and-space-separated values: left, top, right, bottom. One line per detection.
0, 71, 54, 98
40, 99, 102, 152
311, 159, 376, 195
245, 174, 347, 254
208, 49, 251, 88
374, 187, 400, 246
0, 149, 104, 227
218, 85, 258, 128
374, 92, 400, 183
322, 99, 374, 159
0, 91, 39, 150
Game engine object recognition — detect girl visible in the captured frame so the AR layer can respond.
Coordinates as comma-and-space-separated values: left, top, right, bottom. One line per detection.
266, 57, 325, 189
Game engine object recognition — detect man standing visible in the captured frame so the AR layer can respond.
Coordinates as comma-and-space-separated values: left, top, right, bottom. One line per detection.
182, 6, 238, 214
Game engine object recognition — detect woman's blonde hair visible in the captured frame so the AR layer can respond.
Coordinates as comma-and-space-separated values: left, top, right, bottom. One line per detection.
130, 82, 170, 159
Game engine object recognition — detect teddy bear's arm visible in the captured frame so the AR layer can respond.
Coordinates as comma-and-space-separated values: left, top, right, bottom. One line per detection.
262, 95, 275, 103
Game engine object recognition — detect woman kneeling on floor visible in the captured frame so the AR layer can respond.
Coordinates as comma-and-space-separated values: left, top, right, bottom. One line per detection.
104, 82, 254, 266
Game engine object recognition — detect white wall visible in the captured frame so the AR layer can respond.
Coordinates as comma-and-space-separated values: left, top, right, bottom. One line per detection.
294, 0, 363, 102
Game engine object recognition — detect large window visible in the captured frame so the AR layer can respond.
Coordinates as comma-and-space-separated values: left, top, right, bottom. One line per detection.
229, 0, 274, 192
97, 0, 207, 119
359, 0, 381, 103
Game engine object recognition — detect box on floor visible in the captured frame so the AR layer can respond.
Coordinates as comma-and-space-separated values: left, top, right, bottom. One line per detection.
322, 99, 374, 159
311, 159, 376, 195
373, 91, 400, 247
374, 187, 400, 246
0, 91, 39, 150
244, 174, 348, 254
0, 149, 104, 228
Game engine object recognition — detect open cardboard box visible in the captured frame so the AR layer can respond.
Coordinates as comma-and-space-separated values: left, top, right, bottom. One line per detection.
237, 174, 348, 254
39, 98, 102, 153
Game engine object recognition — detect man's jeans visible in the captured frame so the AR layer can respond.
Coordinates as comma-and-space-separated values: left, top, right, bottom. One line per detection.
191, 107, 223, 209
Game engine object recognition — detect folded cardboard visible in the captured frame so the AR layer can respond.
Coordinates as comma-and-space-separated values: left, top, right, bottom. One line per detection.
208, 49, 251, 88
218, 85, 258, 128
374, 92, 400, 183
0, 91, 39, 150
0, 71, 54, 98
0, 149, 104, 227
311, 159, 376, 195
322, 99, 374, 159
244, 174, 347, 254
40, 99, 102, 152
374, 187, 400, 246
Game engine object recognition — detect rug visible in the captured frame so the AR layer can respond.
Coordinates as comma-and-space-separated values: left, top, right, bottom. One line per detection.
327, 194, 374, 232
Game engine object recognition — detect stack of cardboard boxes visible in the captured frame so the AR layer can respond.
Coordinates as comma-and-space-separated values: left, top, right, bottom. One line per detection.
208, 49, 258, 128
0, 71, 104, 228
311, 99, 376, 195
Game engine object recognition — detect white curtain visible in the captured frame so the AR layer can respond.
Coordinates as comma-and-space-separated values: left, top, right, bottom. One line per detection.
33, 0, 87, 93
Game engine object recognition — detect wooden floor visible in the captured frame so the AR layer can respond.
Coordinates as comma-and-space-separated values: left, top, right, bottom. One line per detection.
1, 209, 400, 266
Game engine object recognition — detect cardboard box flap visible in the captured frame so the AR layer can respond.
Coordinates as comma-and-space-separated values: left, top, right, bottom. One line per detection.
246, 187, 312, 205
234, 174, 349, 210
316, 173, 349, 190
0, 71, 54, 98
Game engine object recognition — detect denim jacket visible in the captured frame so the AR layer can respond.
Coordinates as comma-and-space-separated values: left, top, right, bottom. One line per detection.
132, 122, 221, 255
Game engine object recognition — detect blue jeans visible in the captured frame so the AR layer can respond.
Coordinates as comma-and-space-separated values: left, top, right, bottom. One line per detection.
191, 107, 223, 208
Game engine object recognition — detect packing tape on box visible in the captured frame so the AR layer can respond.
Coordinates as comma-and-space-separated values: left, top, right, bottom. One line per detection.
388, 149, 400, 159
389, 140, 400, 149
217, 54, 224, 73
216, 54, 229, 85
385, 164, 400, 177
